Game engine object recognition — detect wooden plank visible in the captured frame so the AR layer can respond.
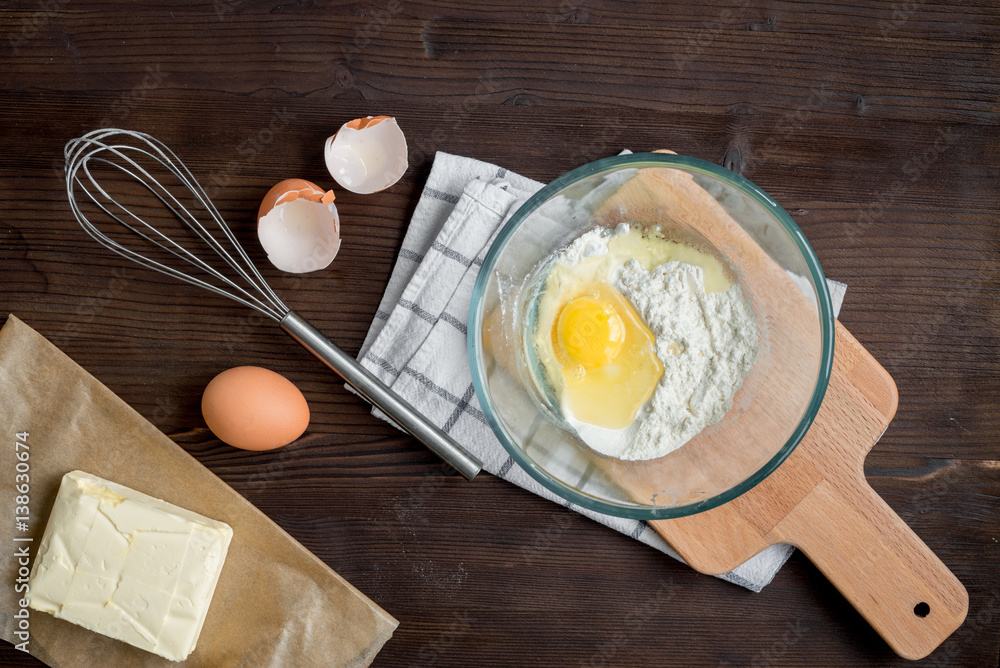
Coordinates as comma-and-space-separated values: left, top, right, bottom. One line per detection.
1, 11, 997, 123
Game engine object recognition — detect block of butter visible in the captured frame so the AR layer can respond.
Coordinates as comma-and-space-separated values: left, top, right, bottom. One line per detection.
28, 470, 233, 662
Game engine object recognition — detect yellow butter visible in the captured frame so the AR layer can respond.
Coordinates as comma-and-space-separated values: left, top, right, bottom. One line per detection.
28, 471, 232, 662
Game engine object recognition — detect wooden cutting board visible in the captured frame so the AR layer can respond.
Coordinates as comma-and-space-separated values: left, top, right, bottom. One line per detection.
649, 320, 968, 660
583, 155, 968, 660
491, 154, 968, 660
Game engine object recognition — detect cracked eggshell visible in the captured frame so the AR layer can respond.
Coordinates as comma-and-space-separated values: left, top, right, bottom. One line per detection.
324, 116, 408, 194
257, 178, 341, 274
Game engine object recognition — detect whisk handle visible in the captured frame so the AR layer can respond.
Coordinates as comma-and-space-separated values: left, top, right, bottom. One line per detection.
280, 311, 482, 480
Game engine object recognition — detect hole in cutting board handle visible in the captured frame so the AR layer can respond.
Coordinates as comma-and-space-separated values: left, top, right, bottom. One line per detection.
914, 602, 930, 618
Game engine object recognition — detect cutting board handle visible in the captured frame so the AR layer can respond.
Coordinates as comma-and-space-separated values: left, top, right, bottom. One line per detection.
774, 474, 968, 660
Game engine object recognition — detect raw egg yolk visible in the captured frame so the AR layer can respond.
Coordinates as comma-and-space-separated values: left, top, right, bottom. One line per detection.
552, 284, 663, 430
556, 295, 626, 367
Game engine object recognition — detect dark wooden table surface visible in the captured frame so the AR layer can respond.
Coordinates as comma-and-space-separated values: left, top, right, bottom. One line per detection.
2, 1, 998, 666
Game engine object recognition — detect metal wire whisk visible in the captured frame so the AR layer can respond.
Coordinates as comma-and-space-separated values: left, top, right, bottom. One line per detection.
64, 128, 481, 480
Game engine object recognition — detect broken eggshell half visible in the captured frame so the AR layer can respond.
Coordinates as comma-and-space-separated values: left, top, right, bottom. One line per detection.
324, 116, 408, 194
257, 178, 341, 274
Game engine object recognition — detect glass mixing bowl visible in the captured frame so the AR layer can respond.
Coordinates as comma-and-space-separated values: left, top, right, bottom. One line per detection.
468, 153, 835, 520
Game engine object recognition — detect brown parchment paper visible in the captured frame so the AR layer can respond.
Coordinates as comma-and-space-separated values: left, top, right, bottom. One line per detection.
0, 315, 397, 667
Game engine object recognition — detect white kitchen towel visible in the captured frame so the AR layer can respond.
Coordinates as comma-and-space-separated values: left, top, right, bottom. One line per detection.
359, 151, 847, 592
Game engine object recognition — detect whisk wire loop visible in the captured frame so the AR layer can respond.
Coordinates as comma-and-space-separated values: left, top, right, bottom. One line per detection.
65, 129, 288, 321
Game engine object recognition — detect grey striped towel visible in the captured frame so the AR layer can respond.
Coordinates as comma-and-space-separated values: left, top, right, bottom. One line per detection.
357, 151, 847, 592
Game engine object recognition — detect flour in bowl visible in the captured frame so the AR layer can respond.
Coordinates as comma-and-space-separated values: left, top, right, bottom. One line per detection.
532, 224, 758, 461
